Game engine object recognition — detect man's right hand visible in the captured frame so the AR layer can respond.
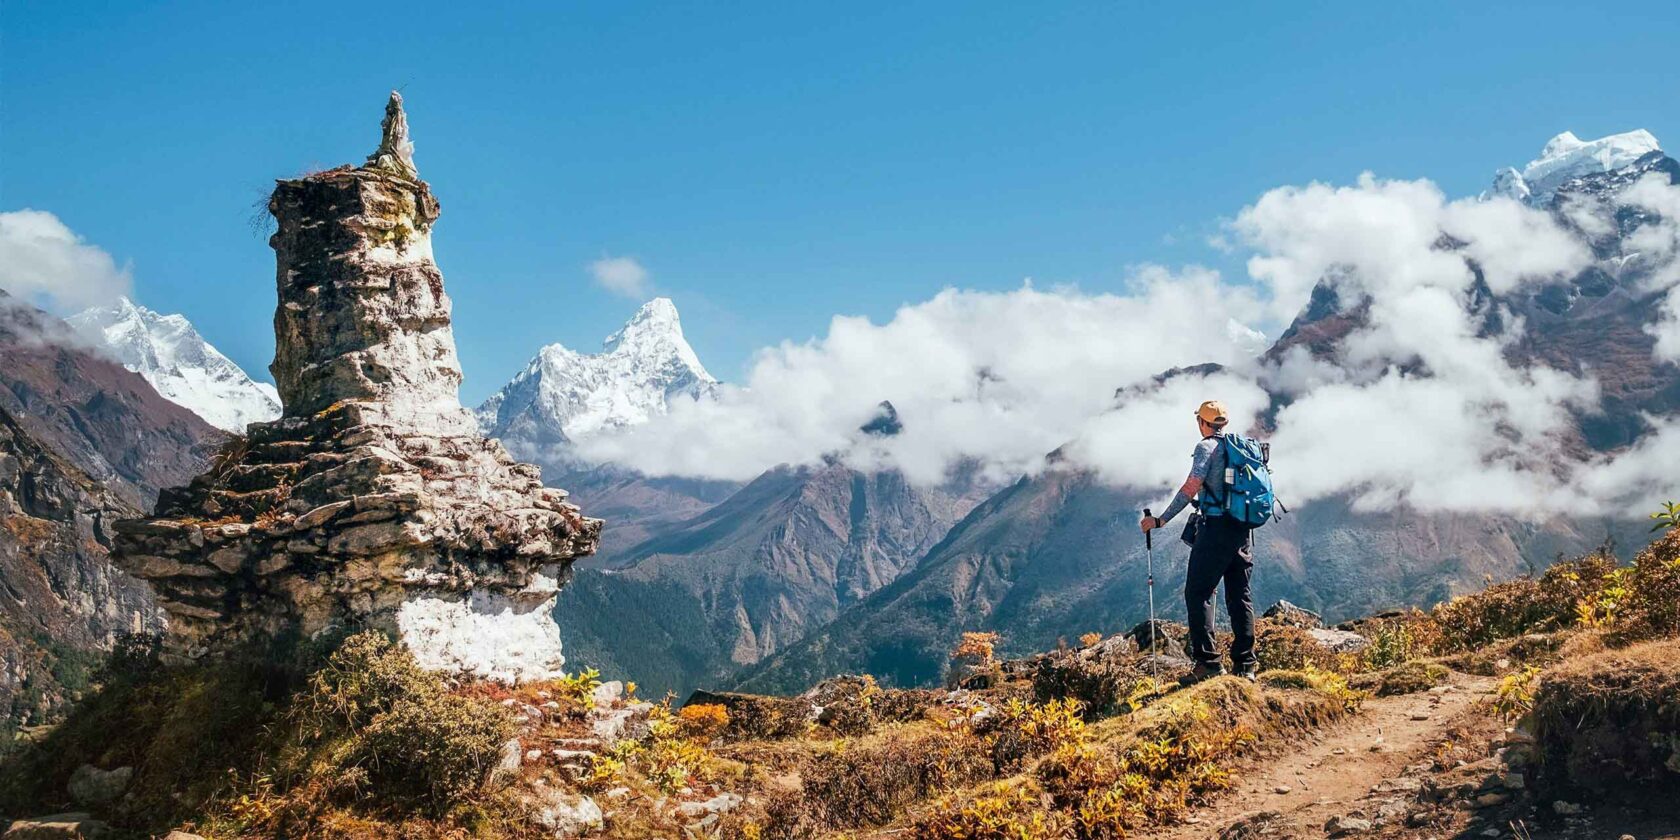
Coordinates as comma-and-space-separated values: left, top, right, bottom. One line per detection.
1139, 516, 1162, 534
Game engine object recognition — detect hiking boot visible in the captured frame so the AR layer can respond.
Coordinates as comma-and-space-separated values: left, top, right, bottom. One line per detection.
1178, 663, 1226, 687
1235, 666, 1259, 682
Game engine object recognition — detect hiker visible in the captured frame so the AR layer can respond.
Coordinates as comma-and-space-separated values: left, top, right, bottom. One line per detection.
1139, 400, 1260, 685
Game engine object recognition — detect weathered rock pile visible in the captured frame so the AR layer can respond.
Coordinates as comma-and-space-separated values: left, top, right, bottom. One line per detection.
113, 92, 601, 681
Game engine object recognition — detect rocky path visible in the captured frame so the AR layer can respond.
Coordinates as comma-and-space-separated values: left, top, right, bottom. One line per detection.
1138, 672, 1499, 840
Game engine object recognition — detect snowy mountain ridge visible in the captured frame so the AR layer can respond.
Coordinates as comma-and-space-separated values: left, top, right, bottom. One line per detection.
476, 298, 717, 465
1489, 129, 1661, 206
69, 297, 281, 433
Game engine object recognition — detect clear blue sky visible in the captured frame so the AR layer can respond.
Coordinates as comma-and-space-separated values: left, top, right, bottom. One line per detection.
5, 2, 1678, 403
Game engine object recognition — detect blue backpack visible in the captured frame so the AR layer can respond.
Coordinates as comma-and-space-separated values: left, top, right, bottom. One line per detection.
1199, 433, 1275, 528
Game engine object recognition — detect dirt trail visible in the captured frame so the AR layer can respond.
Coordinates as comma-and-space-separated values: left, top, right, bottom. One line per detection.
1138, 671, 1498, 840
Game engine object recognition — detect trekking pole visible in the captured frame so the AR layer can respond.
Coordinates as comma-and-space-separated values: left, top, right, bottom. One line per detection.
1142, 508, 1159, 681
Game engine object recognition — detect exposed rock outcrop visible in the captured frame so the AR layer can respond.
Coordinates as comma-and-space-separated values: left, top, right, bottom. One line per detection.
113, 93, 601, 681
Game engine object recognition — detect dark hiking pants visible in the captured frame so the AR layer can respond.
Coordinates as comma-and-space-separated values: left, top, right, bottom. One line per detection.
1185, 514, 1255, 669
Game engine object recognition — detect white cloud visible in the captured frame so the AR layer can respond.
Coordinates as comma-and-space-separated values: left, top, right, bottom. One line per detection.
0, 209, 132, 312
1618, 174, 1680, 359
577, 166, 1680, 522
577, 270, 1267, 484
589, 255, 651, 299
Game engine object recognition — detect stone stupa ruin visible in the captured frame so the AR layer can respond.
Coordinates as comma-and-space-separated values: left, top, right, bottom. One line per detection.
114, 92, 602, 682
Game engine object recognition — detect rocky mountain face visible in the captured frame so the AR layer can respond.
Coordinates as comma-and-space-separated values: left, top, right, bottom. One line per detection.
738, 134, 1678, 693
113, 93, 601, 681
0, 406, 164, 727
69, 296, 281, 433
557, 461, 987, 695
0, 294, 215, 726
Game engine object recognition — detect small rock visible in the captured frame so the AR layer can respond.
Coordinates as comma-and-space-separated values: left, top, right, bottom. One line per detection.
527, 790, 603, 838
1501, 771, 1524, 790
1475, 792, 1508, 808
1479, 829, 1501, 838
677, 793, 743, 818
1409, 712, 1431, 721
1273, 784, 1293, 794
487, 738, 522, 786
1405, 809, 1433, 827
66, 765, 132, 807
591, 680, 625, 708
592, 702, 653, 745
1552, 801, 1582, 815
2, 813, 111, 839
1309, 628, 1371, 654
161, 833, 207, 840
1324, 814, 1373, 836
525, 749, 544, 763
1369, 736, 1385, 752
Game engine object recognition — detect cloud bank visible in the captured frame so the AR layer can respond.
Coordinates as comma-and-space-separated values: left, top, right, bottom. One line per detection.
581, 166, 1680, 519
0, 209, 132, 312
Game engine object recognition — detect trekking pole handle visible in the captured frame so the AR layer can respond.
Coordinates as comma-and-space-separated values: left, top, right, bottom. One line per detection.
1142, 508, 1153, 550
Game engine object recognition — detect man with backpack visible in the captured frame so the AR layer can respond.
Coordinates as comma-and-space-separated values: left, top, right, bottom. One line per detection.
1140, 400, 1274, 685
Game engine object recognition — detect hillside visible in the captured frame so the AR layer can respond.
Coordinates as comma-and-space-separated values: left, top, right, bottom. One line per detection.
558, 461, 987, 696
0, 295, 220, 729
8, 527, 1678, 839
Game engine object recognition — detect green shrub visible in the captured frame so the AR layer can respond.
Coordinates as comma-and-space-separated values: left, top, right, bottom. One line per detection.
1619, 530, 1680, 641
356, 690, 517, 811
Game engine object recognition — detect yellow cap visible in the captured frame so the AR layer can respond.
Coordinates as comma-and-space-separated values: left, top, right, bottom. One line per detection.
1195, 400, 1229, 428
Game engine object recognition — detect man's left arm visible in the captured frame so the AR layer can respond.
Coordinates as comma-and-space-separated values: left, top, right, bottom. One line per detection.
1141, 443, 1211, 532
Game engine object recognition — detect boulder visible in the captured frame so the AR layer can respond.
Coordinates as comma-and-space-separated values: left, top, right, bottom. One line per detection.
1309, 628, 1372, 654
527, 789, 603, 837
1262, 599, 1323, 629
1125, 619, 1188, 655
2, 814, 111, 839
65, 765, 131, 807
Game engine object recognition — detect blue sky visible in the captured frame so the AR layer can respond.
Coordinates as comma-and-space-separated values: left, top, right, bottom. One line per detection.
5, 1, 1678, 403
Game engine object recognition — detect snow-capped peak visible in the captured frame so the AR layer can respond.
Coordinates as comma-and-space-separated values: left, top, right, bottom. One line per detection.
68, 296, 281, 432
476, 298, 717, 466
1490, 129, 1662, 206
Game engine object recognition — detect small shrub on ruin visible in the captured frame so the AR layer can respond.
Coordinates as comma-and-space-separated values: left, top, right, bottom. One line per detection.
1079, 632, 1103, 648
554, 667, 603, 707
679, 702, 732, 740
